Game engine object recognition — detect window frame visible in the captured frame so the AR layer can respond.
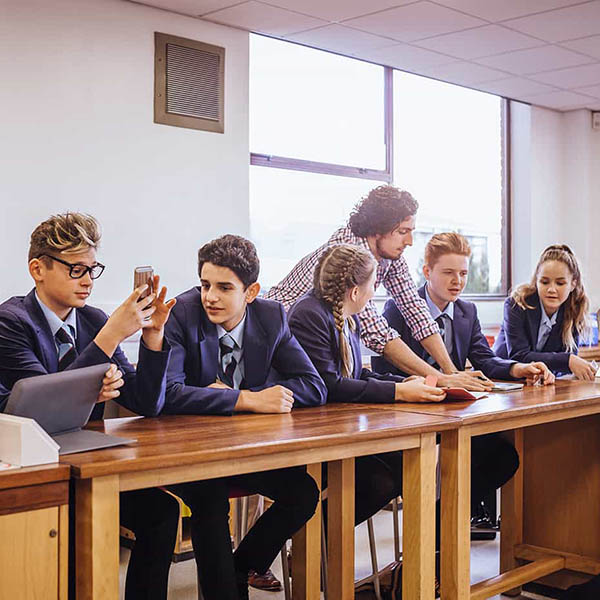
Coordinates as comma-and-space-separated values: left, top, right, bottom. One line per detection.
249, 35, 511, 298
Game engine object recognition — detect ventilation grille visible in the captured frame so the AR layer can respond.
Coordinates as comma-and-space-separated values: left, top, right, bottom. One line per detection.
166, 43, 221, 121
155, 32, 225, 134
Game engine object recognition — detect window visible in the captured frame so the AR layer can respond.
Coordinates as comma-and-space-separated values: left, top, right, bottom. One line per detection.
394, 72, 505, 295
249, 34, 508, 297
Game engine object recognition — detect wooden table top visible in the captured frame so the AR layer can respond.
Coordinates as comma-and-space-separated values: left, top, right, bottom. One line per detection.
61, 404, 458, 479
374, 379, 600, 426
0, 462, 70, 491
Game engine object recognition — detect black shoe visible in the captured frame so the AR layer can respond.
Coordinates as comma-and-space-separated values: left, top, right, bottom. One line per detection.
235, 570, 249, 600
562, 574, 600, 599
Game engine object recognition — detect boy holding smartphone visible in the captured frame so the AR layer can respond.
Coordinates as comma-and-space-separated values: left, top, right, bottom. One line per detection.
0, 212, 179, 600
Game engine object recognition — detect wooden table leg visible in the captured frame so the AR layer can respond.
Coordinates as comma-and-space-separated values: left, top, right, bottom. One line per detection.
327, 458, 355, 600
500, 429, 524, 596
75, 475, 119, 600
292, 463, 322, 600
403, 432, 437, 599
440, 428, 471, 600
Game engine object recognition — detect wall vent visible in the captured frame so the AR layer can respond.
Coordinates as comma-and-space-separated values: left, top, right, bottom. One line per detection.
154, 32, 225, 133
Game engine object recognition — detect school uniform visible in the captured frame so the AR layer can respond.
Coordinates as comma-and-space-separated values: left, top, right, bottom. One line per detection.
162, 287, 326, 600
371, 285, 516, 379
493, 292, 576, 375
0, 289, 179, 600
288, 291, 405, 526
372, 285, 520, 519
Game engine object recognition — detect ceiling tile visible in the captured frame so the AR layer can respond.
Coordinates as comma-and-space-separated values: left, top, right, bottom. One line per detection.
574, 83, 600, 97
433, 0, 585, 23
521, 89, 597, 109
476, 44, 596, 75
503, 2, 600, 43
415, 24, 542, 59
135, 0, 244, 16
561, 34, 600, 59
261, 0, 415, 23
474, 77, 558, 97
357, 43, 457, 70
202, 0, 326, 35
285, 24, 394, 54
531, 62, 600, 87
344, 1, 486, 43
418, 60, 509, 84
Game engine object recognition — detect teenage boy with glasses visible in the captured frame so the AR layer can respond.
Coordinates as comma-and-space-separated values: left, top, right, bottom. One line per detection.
0, 212, 180, 600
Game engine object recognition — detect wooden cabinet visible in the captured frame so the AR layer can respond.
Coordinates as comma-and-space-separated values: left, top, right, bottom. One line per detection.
0, 464, 70, 600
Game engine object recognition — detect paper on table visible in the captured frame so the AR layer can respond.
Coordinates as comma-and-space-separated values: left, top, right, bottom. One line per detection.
0, 462, 19, 471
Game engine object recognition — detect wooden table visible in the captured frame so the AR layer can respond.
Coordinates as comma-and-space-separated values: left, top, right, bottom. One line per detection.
376, 379, 600, 599
61, 405, 459, 600
0, 463, 70, 600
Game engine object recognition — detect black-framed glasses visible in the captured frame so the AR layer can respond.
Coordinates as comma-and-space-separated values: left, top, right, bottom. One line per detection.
38, 254, 106, 280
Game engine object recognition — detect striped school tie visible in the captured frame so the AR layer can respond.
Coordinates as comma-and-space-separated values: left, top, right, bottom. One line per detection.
55, 326, 77, 371
219, 334, 237, 388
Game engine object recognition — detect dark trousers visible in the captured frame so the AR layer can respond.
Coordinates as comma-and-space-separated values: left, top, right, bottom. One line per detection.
322, 450, 404, 527
120, 488, 180, 600
168, 466, 319, 600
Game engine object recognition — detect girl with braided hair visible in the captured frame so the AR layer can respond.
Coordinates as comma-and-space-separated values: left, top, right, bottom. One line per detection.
288, 244, 444, 529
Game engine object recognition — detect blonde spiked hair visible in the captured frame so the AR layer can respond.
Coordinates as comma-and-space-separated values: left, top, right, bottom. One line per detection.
28, 213, 101, 262
512, 244, 589, 352
313, 245, 376, 377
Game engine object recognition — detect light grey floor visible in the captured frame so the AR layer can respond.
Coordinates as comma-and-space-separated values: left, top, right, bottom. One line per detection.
118, 508, 553, 599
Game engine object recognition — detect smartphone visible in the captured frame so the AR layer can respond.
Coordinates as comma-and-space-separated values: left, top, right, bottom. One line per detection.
134, 266, 154, 300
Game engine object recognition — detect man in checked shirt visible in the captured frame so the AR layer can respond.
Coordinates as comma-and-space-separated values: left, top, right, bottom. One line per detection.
266, 185, 493, 392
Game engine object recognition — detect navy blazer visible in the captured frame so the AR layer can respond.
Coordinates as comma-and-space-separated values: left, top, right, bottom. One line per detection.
288, 292, 404, 404
372, 285, 515, 380
493, 293, 574, 374
0, 289, 171, 416
163, 287, 326, 415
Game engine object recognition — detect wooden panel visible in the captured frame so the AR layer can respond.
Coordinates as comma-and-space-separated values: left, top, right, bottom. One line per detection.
440, 428, 471, 600
523, 416, 600, 560
402, 432, 436, 599
117, 434, 421, 491
327, 458, 355, 600
0, 463, 70, 491
292, 463, 322, 600
62, 406, 458, 479
0, 480, 68, 515
76, 475, 120, 600
0, 507, 60, 599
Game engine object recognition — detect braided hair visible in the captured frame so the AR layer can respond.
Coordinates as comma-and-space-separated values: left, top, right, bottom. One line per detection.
313, 245, 377, 377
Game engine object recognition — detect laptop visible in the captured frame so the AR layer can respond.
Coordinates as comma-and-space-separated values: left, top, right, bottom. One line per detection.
5, 364, 136, 455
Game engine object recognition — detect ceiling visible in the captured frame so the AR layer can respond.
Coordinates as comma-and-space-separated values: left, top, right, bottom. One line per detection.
133, 0, 600, 112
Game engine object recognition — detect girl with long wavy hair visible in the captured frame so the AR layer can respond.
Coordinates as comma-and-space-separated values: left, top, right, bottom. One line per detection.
494, 244, 593, 379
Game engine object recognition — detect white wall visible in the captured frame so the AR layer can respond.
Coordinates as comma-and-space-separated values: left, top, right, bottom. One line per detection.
0, 0, 249, 312
512, 102, 600, 310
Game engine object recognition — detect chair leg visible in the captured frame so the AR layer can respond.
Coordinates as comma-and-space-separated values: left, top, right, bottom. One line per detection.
281, 543, 291, 600
367, 518, 382, 600
392, 497, 402, 563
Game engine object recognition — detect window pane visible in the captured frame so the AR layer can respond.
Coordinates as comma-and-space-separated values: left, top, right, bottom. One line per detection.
250, 35, 386, 169
250, 166, 380, 289
394, 71, 503, 294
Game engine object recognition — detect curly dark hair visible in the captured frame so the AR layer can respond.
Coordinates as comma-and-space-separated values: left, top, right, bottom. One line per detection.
348, 186, 418, 237
197, 235, 260, 288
